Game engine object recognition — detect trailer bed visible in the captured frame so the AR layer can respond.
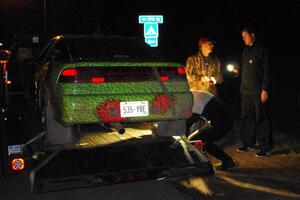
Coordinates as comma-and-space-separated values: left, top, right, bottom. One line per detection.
50, 123, 173, 151
29, 124, 212, 192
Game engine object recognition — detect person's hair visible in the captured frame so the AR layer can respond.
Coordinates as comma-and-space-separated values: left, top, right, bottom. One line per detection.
241, 26, 256, 34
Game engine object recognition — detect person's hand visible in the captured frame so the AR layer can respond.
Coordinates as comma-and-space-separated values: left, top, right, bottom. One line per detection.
232, 67, 240, 78
209, 77, 217, 85
261, 90, 269, 103
201, 76, 210, 82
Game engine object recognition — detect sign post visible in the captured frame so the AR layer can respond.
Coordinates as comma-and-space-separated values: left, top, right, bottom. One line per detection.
139, 15, 163, 47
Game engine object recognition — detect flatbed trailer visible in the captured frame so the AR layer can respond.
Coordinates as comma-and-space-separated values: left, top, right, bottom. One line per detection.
35, 124, 213, 192
1, 112, 213, 193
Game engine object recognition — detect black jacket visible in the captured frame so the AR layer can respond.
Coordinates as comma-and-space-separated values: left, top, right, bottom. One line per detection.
240, 43, 271, 95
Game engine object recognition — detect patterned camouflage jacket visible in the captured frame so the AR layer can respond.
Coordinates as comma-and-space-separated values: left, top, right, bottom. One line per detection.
185, 51, 223, 95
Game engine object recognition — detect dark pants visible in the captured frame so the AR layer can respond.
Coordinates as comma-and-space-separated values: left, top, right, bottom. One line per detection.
186, 97, 234, 163
240, 94, 273, 150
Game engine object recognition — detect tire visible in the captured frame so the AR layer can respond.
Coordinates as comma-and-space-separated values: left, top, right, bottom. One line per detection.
43, 98, 80, 146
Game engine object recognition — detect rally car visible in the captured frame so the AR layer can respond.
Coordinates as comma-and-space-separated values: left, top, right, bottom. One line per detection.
34, 34, 193, 145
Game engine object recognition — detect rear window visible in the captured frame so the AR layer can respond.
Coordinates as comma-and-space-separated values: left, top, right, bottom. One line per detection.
67, 37, 159, 60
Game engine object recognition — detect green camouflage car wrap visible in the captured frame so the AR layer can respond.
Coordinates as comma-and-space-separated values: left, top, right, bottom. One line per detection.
45, 61, 193, 127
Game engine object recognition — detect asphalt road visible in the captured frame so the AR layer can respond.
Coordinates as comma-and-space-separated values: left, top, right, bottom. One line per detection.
0, 174, 194, 200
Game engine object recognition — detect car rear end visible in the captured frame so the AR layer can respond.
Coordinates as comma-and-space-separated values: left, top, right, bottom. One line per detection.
55, 61, 192, 127
45, 35, 192, 136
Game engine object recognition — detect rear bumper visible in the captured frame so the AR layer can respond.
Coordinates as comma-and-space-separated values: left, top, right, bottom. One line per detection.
56, 93, 192, 126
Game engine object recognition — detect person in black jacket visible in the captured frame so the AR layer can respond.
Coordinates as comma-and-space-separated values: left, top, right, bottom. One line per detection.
236, 27, 273, 157
186, 90, 237, 170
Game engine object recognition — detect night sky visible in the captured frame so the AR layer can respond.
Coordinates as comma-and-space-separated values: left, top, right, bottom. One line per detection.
0, 0, 299, 80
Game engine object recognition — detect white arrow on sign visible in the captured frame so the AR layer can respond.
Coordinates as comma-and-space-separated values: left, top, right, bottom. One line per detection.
147, 39, 156, 44
146, 26, 157, 35
145, 37, 158, 47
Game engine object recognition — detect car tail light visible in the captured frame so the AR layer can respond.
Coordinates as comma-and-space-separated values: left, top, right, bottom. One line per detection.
112, 173, 140, 183
127, 173, 135, 181
160, 76, 169, 82
61, 68, 78, 76
11, 158, 25, 171
177, 67, 186, 75
58, 66, 187, 83
91, 77, 105, 83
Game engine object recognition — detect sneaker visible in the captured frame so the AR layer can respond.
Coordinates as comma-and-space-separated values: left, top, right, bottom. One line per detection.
236, 146, 255, 152
255, 150, 272, 157
215, 160, 238, 171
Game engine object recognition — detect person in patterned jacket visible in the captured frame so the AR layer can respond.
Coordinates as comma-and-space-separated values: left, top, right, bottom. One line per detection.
185, 37, 223, 95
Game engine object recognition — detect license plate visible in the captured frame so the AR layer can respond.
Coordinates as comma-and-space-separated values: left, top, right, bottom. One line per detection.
8, 145, 23, 156
120, 101, 149, 117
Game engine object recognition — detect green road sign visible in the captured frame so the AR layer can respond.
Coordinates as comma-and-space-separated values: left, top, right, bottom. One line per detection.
139, 15, 163, 47
139, 15, 163, 24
